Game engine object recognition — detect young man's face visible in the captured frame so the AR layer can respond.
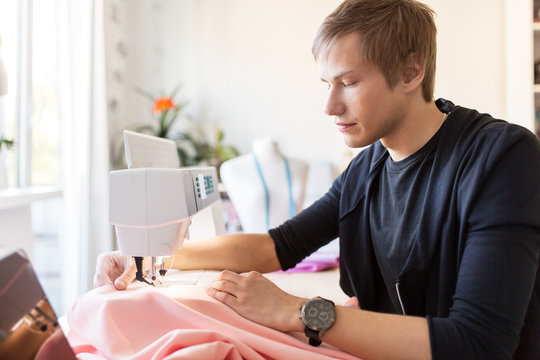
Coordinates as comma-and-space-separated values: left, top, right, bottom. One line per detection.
318, 32, 406, 148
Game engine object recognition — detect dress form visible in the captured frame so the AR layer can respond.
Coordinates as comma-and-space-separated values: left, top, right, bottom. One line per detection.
220, 137, 309, 233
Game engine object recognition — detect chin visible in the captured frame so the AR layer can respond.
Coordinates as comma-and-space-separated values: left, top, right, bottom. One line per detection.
343, 134, 376, 149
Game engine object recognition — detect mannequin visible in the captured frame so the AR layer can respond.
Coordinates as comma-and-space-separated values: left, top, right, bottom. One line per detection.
220, 137, 309, 233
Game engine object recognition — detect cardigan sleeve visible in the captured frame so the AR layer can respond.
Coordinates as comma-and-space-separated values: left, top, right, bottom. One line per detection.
269, 169, 343, 271
428, 126, 540, 359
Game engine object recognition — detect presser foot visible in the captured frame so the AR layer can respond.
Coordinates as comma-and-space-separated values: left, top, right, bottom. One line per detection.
135, 269, 154, 286
134, 256, 168, 287
142, 271, 164, 287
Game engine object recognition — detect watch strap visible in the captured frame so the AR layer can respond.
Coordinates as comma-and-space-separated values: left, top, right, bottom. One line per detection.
304, 327, 322, 346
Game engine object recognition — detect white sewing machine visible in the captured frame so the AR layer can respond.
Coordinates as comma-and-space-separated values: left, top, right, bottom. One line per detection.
109, 131, 225, 285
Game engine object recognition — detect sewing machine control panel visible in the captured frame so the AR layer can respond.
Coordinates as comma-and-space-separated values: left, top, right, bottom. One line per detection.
190, 168, 219, 211
195, 174, 215, 199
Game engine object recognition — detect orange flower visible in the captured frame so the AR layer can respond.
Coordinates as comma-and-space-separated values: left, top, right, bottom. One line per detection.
153, 97, 178, 114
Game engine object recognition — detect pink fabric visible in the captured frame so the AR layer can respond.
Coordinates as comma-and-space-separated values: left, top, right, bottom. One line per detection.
344, 297, 360, 309
277, 252, 339, 273
66, 284, 361, 360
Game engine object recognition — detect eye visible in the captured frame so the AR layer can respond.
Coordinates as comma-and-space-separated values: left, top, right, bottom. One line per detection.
343, 81, 357, 88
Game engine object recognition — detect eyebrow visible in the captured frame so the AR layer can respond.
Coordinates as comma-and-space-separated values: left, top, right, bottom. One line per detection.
320, 70, 358, 82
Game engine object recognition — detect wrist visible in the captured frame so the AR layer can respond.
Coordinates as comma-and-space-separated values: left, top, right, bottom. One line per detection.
282, 296, 307, 332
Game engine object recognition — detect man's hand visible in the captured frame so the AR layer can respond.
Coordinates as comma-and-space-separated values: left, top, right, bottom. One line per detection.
93, 251, 136, 290
206, 270, 306, 332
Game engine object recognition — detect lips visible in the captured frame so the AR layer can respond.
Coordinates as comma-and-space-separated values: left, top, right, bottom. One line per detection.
335, 122, 356, 132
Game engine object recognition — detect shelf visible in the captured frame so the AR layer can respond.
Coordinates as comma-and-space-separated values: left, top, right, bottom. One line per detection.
0, 186, 62, 210
533, 22, 540, 31
534, 84, 540, 93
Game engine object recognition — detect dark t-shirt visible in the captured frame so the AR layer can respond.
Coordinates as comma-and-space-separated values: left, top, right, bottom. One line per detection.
370, 126, 441, 314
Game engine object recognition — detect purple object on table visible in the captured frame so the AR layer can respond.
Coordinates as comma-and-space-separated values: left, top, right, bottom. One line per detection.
277, 251, 339, 273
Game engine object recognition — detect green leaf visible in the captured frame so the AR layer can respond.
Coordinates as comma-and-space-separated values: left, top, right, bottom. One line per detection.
169, 84, 183, 99
131, 124, 157, 135
134, 87, 156, 102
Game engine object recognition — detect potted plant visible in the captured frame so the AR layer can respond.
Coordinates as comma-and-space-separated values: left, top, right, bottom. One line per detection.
119, 86, 239, 176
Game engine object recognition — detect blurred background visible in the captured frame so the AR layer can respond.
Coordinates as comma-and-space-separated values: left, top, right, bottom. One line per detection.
0, 0, 536, 315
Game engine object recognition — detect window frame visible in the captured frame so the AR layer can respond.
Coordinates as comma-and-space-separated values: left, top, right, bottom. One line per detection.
15, 0, 33, 187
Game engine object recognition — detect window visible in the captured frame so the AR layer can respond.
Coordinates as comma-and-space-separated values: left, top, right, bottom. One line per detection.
1, 0, 61, 187
0, 0, 63, 312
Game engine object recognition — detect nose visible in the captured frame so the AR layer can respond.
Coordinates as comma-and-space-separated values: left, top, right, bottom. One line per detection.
324, 88, 345, 116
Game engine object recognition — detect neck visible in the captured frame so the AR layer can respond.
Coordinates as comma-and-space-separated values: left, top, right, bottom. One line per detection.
382, 98, 444, 162
252, 138, 282, 160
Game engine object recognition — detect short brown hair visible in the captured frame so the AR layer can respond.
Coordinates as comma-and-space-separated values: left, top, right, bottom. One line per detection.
313, 0, 437, 102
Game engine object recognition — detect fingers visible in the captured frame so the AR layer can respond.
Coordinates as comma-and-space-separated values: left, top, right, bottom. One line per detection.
114, 260, 137, 290
214, 269, 264, 283
209, 279, 239, 297
93, 253, 113, 288
214, 269, 242, 282
206, 270, 242, 304
206, 270, 264, 305
93, 272, 111, 288
205, 286, 238, 308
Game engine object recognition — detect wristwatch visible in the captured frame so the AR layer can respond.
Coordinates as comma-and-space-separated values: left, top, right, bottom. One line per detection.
300, 296, 336, 346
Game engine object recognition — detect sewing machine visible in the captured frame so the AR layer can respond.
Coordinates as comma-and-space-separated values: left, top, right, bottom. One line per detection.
110, 130, 225, 285
109, 165, 221, 286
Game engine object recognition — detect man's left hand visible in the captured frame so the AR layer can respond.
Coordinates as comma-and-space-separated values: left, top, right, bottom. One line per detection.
206, 270, 306, 332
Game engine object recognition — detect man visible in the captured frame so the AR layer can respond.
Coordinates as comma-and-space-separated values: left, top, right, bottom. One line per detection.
94, 0, 540, 359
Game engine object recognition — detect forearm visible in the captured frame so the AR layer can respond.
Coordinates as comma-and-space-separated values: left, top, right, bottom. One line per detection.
288, 304, 431, 360
325, 307, 431, 360
166, 233, 282, 273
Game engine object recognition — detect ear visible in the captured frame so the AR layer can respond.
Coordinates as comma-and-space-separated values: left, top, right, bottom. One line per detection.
401, 53, 424, 93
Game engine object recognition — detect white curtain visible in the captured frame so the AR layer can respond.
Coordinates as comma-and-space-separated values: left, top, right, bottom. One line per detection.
57, 0, 112, 312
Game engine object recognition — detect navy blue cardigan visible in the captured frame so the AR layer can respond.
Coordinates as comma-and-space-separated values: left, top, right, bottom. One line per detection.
270, 104, 540, 359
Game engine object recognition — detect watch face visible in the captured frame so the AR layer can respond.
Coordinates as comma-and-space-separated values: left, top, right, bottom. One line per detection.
301, 298, 336, 331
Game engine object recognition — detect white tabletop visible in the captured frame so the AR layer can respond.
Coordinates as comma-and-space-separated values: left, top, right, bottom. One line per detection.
164, 267, 350, 305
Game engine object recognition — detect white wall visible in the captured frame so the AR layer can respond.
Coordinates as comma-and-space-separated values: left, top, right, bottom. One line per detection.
433, 0, 505, 118
504, 0, 534, 131
120, 0, 507, 171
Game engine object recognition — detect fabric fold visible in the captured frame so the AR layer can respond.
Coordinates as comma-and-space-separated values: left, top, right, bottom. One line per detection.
67, 284, 361, 360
